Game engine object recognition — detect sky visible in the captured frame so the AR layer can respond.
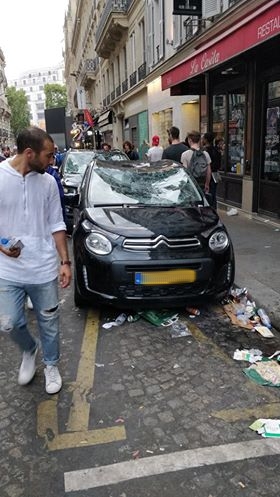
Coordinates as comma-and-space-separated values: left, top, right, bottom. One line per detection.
0, 0, 69, 81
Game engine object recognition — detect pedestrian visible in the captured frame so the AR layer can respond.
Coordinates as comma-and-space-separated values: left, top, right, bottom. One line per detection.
1, 145, 11, 158
202, 132, 222, 209
181, 130, 212, 193
46, 164, 68, 226
53, 144, 63, 171
123, 140, 139, 160
101, 142, 111, 152
146, 135, 163, 161
162, 126, 188, 163
0, 126, 72, 394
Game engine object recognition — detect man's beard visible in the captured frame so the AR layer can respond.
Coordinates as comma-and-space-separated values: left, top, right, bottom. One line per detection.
28, 159, 45, 174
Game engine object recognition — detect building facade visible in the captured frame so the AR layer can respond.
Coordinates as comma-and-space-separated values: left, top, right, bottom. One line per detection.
0, 48, 12, 146
9, 63, 65, 129
63, 0, 280, 217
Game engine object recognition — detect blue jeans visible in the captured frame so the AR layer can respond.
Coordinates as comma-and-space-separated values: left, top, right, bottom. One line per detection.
0, 278, 60, 365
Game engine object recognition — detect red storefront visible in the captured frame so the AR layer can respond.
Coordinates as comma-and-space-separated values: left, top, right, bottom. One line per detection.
162, 1, 280, 217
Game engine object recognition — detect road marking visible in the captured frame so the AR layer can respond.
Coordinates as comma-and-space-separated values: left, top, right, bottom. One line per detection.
67, 309, 99, 432
37, 308, 127, 450
212, 403, 280, 422
64, 438, 280, 492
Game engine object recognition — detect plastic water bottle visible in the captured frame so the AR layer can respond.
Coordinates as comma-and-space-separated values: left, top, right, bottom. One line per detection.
257, 308, 272, 329
0, 237, 11, 248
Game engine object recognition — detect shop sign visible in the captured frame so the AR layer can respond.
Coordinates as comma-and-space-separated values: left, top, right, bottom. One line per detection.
162, 1, 280, 90
173, 0, 202, 16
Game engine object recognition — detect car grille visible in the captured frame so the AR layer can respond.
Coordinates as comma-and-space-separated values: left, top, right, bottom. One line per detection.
118, 282, 206, 298
123, 235, 201, 250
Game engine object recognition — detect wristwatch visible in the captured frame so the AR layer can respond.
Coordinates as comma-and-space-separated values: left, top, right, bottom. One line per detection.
61, 260, 72, 266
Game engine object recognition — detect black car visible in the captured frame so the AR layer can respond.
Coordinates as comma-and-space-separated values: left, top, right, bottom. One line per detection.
61, 148, 128, 232
72, 159, 235, 308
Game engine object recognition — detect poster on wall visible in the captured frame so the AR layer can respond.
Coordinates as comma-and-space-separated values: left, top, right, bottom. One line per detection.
264, 106, 280, 175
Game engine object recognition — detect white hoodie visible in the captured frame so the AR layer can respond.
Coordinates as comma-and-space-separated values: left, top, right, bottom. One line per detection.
0, 159, 66, 284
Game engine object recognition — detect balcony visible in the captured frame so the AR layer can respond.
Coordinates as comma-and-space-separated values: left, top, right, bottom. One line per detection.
129, 70, 137, 88
80, 58, 99, 88
95, 0, 132, 58
122, 78, 128, 93
111, 89, 116, 101
116, 84, 121, 97
138, 62, 146, 82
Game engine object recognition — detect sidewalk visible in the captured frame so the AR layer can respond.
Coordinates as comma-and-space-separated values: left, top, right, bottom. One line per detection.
218, 206, 280, 331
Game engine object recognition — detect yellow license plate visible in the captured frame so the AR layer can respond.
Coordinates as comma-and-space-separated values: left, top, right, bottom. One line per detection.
135, 269, 196, 285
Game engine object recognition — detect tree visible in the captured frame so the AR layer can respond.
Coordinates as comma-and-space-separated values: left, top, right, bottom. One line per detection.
6, 87, 30, 137
44, 83, 67, 109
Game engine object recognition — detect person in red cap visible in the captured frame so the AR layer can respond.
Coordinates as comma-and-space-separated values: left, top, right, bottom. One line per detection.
146, 135, 163, 162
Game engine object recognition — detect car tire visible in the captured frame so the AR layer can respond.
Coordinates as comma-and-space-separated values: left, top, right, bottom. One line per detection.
74, 272, 87, 308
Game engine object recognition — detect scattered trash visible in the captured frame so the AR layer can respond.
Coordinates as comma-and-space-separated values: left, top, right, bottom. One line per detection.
222, 287, 274, 333
257, 308, 272, 328
227, 207, 238, 216
254, 325, 274, 338
159, 447, 165, 452
102, 313, 127, 329
244, 359, 280, 386
170, 321, 192, 338
173, 363, 180, 369
185, 307, 200, 316
132, 450, 140, 459
233, 348, 262, 363
250, 418, 280, 437
95, 363, 105, 367
115, 417, 125, 424
129, 310, 179, 327
238, 482, 246, 489
146, 449, 154, 454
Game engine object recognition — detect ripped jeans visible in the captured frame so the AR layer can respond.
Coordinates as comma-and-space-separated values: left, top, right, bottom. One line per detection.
0, 278, 60, 366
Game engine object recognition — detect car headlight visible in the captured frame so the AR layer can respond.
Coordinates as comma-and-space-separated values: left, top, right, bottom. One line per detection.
209, 230, 229, 253
63, 186, 77, 194
85, 232, 112, 255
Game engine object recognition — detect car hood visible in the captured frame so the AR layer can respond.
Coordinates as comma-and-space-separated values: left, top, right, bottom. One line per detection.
85, 206, 220, 237
62, 173, 83, 187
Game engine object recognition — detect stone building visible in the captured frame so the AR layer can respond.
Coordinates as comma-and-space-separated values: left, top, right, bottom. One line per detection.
64, 0, 280, 217
0, 48, 12, 146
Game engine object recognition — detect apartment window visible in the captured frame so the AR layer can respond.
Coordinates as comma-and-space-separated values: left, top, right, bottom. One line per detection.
52, 75, 56, 81
123, 46, 127, 80
23, 80, 26, 85
139, 19, 146, 63
130, 31, 136, 72
147, 0, 164, 66
116, 55, 121, 86
33, 78, 36, 84
37, 112, 45, 120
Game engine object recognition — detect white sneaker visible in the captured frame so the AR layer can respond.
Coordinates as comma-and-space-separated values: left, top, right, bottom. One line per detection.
18, 347, 38, 385
44, 365, 62, 394
27, 296, 33, 310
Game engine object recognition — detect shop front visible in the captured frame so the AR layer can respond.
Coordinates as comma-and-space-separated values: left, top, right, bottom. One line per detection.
162, 0, 280, 216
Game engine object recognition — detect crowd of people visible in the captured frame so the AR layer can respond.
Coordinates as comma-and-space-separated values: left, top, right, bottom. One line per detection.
120, 127, 223, 209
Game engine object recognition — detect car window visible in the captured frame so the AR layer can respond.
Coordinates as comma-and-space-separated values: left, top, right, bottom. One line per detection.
64, 152, 94, 174
93, 151, 128, 161
87, 164, 203, 206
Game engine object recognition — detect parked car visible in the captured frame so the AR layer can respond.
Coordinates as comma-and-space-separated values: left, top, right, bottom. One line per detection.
72, 159, 235, 308
60, 148, 128, 232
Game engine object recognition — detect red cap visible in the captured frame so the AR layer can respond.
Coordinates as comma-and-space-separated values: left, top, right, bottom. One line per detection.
152, 135, 160, 146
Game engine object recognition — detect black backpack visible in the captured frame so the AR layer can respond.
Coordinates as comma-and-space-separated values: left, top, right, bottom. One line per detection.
189, 148, 208, 179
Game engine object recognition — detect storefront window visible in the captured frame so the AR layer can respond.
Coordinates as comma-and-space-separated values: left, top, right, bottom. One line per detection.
228, 93, 245, 175
212, 94, 226, 171
263, 81, 280, 182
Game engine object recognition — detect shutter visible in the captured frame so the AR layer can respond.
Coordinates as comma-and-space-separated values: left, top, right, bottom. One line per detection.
159, 0, 164, 59
222, 0, 229, 12
202, 0, 220, 18
146, 0, 154, 67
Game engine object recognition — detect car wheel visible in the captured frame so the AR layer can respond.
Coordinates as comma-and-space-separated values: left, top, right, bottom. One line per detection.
74, 272, 87, 308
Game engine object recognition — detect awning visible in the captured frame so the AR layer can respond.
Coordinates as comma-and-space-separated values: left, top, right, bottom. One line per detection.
162, 0, 280, 90
98, 110, 113, 128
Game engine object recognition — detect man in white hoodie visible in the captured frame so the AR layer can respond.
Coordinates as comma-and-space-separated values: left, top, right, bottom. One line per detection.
0, 126, 71, 394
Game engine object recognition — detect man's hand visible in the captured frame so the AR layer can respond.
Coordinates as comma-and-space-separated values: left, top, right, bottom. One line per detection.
59, 264, 72, 288
0, 246, 21, 258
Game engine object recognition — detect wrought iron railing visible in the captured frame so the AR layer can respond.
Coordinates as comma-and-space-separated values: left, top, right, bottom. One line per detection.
138, 62, 146, 81
129, 70, 137, 88
122, 78, 128, 93
116, 85, 121, 97
96, 0, 133, 44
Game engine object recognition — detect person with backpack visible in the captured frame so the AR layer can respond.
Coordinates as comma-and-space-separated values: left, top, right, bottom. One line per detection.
202, 132, 222, 209
181, 130, 211, 193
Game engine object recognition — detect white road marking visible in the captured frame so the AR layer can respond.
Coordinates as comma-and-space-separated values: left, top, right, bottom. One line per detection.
64, 438, 280, 492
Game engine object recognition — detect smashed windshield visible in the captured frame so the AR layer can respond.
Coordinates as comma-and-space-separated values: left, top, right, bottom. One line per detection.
93, 151, 128, 162
87, 163, 204, 207
64, 152, 94, 174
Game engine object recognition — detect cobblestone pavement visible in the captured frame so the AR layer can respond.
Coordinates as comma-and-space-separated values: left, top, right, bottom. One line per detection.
1, 285, 280, 497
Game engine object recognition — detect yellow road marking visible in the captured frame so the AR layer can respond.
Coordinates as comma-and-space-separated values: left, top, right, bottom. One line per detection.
67, 308, 99, 432
212, 403, 280, 422
37, 308, 127, 450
